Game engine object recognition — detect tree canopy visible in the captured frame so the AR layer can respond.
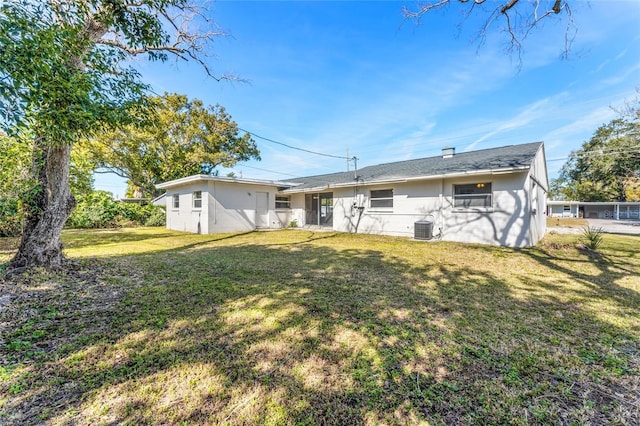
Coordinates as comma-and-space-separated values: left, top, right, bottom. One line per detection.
0, 0, 228, 271
551, 117, 640, 202
85, 93, 260, 198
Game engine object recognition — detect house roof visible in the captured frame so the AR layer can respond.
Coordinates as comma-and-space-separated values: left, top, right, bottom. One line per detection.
155, 142, 544, 193
281, 142, 543, 193
155, 174, 299, 190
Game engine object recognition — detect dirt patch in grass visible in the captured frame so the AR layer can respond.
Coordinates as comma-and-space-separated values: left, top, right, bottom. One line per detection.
1, 229, 639, 425
547, 217, 589, 228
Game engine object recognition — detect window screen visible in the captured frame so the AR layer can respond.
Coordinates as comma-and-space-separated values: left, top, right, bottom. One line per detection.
193, 191, 202, 209
370, 189, 393, 208
453, 183, 492, 208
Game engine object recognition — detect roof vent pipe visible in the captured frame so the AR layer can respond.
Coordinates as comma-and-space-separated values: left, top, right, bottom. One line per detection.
442, 147, 455, 158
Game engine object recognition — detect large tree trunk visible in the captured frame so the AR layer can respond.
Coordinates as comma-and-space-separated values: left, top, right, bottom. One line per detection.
9, 137, 76, 271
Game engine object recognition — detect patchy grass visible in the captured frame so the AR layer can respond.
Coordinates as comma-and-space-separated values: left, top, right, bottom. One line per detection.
1, 228, 638, 425
547, 217, 590, 228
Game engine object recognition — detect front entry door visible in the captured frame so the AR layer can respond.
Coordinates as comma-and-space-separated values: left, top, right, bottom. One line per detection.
305, 194, 318, 225
319, 193, 333, 226
256, 192, 269, 228
305, 192, 333, 227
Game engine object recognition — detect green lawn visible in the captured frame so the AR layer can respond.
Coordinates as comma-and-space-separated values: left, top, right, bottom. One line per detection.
1, 228, 638, 425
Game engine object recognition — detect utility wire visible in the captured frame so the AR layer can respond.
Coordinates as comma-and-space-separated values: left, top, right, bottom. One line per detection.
239, 128, 350, 160
547, 147, 640, 162
236, 163, 300, 178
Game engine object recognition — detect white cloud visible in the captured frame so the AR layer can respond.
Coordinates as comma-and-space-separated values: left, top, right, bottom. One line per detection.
463, 94, 568, 152
600, 62, 640, 87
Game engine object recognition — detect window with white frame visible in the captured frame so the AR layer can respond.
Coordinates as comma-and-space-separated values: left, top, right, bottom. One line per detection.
193, 191, 202, 209
172, 194, 180, 209
370, 189, 393, 208
453, 183, 492, 209
275, 195, 291, 209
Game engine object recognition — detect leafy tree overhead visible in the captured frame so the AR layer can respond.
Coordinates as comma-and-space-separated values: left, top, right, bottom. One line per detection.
86, 93, 259, 198
70, 144, 97, 198
0, 1, 229, 272
552, 117, 640, 202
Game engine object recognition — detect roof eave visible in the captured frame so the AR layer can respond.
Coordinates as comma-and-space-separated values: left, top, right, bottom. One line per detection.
156, 174, 297, 190
280, 166, 530, 194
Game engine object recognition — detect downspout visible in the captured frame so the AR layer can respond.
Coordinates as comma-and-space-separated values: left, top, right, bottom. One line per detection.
528, 177, 533, 245
439, 178, 444, 237
213, 181, 217, 224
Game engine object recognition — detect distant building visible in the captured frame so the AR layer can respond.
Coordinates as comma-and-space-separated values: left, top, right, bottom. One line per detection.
547, 200, 640, 220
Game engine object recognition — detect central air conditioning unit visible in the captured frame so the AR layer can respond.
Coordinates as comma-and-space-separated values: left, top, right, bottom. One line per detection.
414, 220, 433, 240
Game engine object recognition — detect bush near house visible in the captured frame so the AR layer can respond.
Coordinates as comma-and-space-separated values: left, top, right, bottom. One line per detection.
0, 191, 165, 237
0, 199, 22, 237
66, 191, 165, 229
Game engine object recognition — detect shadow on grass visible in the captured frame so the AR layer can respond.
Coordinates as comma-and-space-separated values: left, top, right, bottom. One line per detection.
61, 228, 182, 249
523, 245, 640, 309
1, 231, 638, 425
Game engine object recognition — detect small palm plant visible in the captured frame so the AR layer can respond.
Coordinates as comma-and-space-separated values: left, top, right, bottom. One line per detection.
582, 226, 604, 251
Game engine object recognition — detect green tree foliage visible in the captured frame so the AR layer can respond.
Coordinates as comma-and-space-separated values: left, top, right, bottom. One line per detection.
0, 0, 227, 270
0, 132, 96, 236
85, 93, 259, 198
66, 191, 165, 229
0, 131, 31, 236
70, 144, 98, 198
553, 117, 640, 201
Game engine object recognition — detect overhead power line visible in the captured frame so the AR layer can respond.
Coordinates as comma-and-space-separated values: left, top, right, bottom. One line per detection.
239, 128, 350, 160
236, 163, 299, 178
547, 147, 640, 162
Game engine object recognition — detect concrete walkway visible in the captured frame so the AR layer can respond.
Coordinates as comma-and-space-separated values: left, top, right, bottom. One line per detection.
547, 219, 640, 236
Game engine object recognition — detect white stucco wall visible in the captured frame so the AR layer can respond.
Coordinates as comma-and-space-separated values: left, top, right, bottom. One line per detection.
288, 194, 306, 228
164, 181, 210, 234
205, 181, 288, 233
439, 173, 530, 247
289, 171, 539, 247
333, 183, 442, 237
525, 145, 548, 245
164, 179, 290, 234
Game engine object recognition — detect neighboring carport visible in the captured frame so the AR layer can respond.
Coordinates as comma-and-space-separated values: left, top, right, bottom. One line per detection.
547, 201, 640, 220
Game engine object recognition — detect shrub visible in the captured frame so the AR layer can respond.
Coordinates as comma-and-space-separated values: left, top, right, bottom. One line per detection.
0, 198, 22, 237
144, 208, 166, 227
67, 191, 118, 229
66, 191, 166, 229
582, 226, 604, 251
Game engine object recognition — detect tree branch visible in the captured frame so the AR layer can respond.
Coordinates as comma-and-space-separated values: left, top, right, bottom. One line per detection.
403, 0, 575, 60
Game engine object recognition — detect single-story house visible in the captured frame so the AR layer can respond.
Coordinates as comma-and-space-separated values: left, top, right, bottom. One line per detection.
156, 141, 548, 247
547, 200, 640, 219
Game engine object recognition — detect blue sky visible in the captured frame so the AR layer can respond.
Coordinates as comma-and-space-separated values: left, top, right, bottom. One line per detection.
94, 0, 640, 198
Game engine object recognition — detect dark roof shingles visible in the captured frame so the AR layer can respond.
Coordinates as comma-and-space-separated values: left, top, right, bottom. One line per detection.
286, 142, 542, 191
